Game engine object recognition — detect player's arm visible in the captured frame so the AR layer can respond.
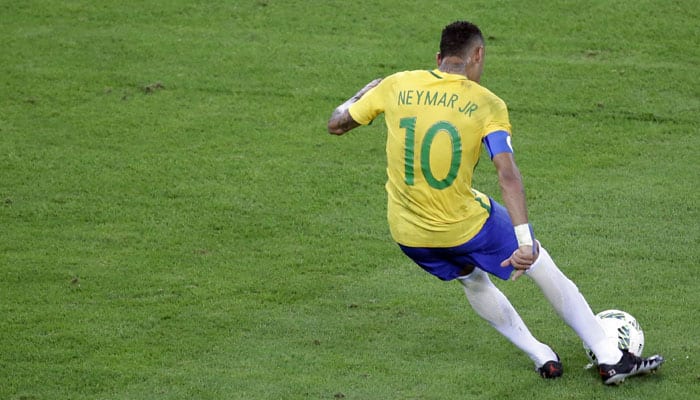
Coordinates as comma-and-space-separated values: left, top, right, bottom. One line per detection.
327, 78, 382, 135
492, 151, 529, 227
493, 151, 538, 279
483, 131, 530, 225
484, 131, 538, 279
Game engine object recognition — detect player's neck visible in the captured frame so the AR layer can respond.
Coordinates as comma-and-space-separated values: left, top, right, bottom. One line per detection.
438, 57, 468, 77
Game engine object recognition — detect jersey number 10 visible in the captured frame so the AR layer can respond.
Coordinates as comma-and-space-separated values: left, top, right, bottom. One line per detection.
400, 117, 462, 190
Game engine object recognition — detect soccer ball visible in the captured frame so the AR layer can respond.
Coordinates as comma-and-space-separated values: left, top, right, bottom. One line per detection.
583, 309, 645, 365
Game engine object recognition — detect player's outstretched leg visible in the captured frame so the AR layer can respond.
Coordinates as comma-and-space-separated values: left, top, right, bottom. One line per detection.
525, 245, 665, 384
459, 268, 562, 378
525, 245, 624, 366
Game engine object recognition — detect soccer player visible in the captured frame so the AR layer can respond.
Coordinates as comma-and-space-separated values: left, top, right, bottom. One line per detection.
327, 20, 664, 384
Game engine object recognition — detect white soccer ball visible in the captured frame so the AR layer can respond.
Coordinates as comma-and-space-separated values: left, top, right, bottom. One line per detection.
583, 309, 645, 365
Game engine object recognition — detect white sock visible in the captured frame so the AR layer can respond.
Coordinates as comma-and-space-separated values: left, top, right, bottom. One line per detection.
459, 268, 557, 367
525, 245, 622, 365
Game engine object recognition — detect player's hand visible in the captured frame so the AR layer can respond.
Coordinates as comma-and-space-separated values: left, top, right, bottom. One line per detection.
501, 244, 539, 281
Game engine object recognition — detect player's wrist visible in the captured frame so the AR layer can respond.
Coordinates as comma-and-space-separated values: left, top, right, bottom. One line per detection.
514, 223, 533, 247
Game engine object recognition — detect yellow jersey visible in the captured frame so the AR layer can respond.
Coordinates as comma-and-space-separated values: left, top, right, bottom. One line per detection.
348, 69, 512, 247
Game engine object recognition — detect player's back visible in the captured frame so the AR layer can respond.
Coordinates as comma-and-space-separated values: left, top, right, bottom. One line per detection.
380, 69, 506, 190
350, 69, 511, 247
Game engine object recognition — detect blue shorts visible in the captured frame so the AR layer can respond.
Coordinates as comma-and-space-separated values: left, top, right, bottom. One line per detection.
399, 199, 517, 281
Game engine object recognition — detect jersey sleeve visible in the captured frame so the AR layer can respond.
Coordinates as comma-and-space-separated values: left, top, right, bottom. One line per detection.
484, 96, 512, 137
348, 77, 390, 126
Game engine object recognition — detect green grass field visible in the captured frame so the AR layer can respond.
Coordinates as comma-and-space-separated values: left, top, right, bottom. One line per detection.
1, 1, 698, 399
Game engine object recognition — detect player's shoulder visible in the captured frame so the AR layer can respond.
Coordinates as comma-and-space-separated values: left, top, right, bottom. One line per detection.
468, 81, 508, 112
471, 81, 506, 103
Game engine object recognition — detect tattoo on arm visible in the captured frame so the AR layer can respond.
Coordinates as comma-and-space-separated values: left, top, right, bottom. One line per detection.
327, 78, 382, 135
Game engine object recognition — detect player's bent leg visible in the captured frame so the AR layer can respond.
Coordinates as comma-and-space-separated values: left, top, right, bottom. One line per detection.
525, 245, 623, 365
458, 264, 475, 276
459, 268, 560, 374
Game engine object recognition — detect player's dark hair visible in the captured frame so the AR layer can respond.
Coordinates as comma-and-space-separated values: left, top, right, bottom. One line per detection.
440, 21, 484, 57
